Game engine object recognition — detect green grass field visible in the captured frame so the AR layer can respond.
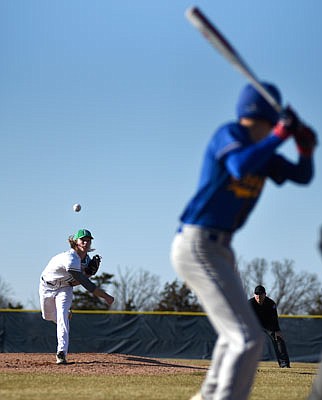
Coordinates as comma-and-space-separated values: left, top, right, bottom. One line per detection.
0, 361, 318, 400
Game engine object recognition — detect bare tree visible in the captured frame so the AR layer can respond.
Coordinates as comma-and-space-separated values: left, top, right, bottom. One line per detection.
270, 260, 321, 314
0, 276, 23, 309
238, 258, 268, 295
111, 266, 161, 311
238, 258, 322, 315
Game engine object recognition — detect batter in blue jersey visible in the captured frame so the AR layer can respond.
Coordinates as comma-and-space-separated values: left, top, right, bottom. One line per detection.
171, 82, 317, 400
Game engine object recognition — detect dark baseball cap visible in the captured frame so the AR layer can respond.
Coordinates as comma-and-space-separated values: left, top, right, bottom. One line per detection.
254, 285, 266, 295
73, 229, 94, 240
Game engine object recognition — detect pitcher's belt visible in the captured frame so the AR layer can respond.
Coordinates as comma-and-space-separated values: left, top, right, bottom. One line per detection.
41, 276, 72, 287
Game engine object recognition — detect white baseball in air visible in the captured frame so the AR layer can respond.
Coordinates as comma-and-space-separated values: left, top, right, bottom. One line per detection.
73, 203, 81, 212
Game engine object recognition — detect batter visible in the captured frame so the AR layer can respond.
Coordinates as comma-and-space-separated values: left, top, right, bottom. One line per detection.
171, 83, 316, 400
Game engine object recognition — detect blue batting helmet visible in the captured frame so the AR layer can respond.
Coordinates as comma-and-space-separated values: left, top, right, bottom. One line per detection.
236, 82, 282, 125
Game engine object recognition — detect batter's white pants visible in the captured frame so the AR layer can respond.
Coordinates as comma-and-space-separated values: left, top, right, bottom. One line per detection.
39, 281, 73, 355
171, 225, 264, 400
308, 361, 322, 400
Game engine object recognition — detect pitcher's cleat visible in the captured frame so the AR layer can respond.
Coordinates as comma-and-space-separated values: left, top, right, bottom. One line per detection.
56, 351, 67, 365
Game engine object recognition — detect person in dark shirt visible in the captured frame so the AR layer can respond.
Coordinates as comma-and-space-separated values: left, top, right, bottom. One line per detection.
248, 285, 290, 368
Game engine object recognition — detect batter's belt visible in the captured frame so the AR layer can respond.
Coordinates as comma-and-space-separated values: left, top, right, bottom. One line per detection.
178, 224, 232, 247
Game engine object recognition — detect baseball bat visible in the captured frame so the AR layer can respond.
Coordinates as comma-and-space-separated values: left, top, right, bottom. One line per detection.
185, 7, 282, 113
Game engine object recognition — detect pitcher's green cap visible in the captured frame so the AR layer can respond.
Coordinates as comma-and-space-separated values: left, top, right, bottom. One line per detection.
73, 229, 94, 240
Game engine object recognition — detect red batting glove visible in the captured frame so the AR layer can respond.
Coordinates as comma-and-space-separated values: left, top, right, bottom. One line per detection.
294, 125, 317, 157
273, 106, 300, 140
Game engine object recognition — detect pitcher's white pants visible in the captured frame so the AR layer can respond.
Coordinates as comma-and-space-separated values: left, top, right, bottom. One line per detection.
39, 281, 73, 354
171, 225, 263, 400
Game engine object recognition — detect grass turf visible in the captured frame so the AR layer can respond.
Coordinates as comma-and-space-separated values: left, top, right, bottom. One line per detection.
0, 361, 318, 400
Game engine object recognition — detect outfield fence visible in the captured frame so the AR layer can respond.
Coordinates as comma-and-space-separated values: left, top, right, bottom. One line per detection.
0, 309, 322, 361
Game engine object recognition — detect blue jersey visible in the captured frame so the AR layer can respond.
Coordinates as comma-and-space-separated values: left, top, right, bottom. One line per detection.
180, 122, 313, 232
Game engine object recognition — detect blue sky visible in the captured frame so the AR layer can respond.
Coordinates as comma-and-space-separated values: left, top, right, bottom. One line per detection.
1, 0, 322, 308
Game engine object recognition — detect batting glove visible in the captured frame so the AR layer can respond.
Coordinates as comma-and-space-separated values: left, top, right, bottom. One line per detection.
273, 105, 300, 140
294, 125, 317, 157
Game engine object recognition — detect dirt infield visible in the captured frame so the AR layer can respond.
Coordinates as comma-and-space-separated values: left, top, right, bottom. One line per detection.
0, 353, 209, 375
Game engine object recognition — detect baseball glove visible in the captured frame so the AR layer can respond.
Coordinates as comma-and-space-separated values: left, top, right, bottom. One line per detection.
84, 254, 101, 276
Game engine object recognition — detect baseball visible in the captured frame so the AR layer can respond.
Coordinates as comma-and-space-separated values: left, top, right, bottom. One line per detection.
73, 203, 81, 212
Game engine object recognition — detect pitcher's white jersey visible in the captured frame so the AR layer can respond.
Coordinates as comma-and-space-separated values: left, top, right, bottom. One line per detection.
41, 249, 82, 287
